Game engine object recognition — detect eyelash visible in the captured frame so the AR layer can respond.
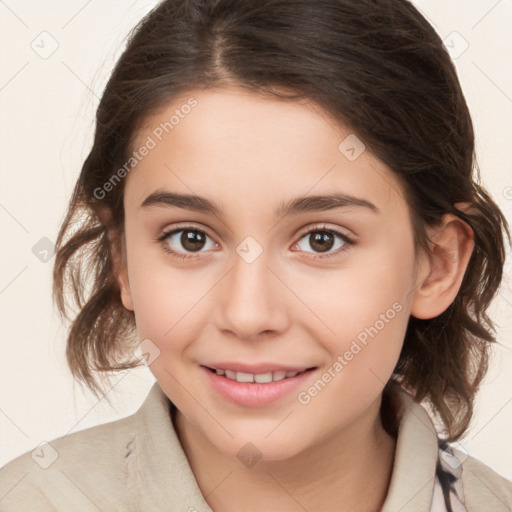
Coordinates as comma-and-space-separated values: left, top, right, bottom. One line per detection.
157, 223, 355, 261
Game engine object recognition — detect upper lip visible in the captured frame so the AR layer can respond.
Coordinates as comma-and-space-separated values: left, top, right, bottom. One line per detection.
202, 362, 315, 374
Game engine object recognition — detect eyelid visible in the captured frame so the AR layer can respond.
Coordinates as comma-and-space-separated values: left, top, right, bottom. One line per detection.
156, 223, 219, 262
158, 221, 216, 240
292, 223, 355, 259
295, 223, 354, 242
158, 222, 354, 242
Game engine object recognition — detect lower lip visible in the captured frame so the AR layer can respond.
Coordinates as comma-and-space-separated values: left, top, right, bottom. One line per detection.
201, 366, 316, 407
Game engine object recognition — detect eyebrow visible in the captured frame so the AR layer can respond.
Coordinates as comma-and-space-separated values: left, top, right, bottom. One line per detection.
140, 190, 379, 218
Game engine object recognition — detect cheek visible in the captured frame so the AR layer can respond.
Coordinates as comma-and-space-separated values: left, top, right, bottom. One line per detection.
296, 266, 411, 431
297, 235, 414, 374
124, 236, 196, 346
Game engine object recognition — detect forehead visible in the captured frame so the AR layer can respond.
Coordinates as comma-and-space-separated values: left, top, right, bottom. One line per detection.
127, 87, 407, 220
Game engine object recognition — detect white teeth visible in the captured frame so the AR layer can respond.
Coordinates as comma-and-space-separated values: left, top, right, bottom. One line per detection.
236, 372, 254, 383
272, 370, 287, 381
225, 369, 237, 380
254, 372, 273, 383
214, 368, 304, 383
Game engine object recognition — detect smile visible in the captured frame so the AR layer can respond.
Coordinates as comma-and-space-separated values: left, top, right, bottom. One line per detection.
206, 367, 310, 383
201, 365, 317, 407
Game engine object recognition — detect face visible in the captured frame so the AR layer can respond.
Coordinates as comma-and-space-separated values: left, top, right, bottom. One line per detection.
119, 86, 422, 461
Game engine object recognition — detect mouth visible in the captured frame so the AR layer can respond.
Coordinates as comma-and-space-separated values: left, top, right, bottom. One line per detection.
201, 364, 318, 407
203, 366, 316, 384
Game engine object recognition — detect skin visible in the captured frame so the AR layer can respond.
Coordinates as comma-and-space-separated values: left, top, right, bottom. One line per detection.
114, 86, 474, 511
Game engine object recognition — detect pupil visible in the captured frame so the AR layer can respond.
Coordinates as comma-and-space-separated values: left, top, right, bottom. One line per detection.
182, 230, 205, 252
311, 231, 333, 253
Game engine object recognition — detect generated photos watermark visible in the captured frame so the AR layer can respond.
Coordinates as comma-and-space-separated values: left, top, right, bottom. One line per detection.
93, 97, 198, 200
297, 301, 403, 405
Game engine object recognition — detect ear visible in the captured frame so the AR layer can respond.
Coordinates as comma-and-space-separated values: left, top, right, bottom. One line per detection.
96, 206, 134, 312
113, 231, 134, 312
410, 206, 475, 320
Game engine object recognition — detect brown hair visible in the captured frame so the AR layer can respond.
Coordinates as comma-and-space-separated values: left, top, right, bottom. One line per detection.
54, 0, 510, 442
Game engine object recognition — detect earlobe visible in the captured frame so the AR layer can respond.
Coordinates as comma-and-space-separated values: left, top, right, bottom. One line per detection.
410, 213, 474, 320
96, 206, 133, 311
118, 265, 134, 311
97, 205, 134, 312
120, 285, 133, 311
112, 232, 134, 312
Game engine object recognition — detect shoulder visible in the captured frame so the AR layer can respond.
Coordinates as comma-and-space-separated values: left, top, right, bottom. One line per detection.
0, 405, 139, 511
0, 382, 207, 511
384, 387, 512, 512
460, 452, 512, 511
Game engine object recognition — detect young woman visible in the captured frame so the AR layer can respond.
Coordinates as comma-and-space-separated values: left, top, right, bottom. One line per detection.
1, 0, 511, 510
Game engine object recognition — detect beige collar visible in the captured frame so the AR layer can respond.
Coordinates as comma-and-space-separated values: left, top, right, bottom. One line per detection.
128, 382, 439, 511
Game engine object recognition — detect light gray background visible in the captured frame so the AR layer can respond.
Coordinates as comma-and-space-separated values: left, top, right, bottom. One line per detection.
1, 0, 511, 479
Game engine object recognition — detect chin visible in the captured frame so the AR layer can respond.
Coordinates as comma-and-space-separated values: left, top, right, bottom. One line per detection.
213, 433, 308, 464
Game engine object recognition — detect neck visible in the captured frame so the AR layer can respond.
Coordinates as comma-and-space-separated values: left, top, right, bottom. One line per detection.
174, 393, 397, 512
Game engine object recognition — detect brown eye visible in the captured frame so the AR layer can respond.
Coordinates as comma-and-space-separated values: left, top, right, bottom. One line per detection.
295, 227, 353, 257
309, 231, 336, 253
180, 230, 207, 252
161, 227, 217, 257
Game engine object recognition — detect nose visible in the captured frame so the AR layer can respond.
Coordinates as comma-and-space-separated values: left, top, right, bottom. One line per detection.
214, 247, 290, 341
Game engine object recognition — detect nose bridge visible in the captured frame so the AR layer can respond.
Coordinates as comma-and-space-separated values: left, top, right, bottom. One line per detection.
216, 237, 288, 339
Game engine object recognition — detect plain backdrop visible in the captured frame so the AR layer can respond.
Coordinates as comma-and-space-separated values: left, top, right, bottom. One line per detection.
1, 0, 511, 480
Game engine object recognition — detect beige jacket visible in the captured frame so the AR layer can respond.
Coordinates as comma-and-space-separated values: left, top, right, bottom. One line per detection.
1, 381, 511, 511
